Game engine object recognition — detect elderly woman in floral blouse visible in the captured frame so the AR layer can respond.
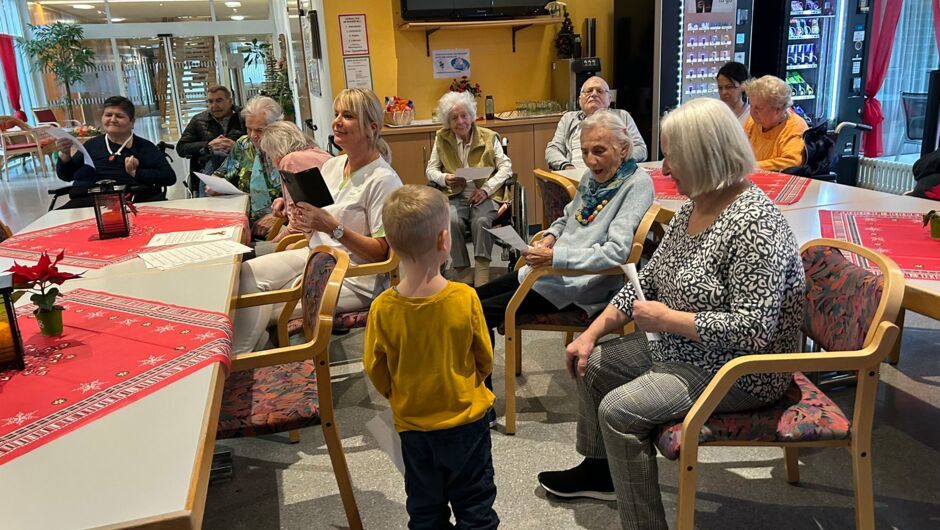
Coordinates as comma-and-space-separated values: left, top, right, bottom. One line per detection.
537, 98, 805, 530
212, 95, 283, 238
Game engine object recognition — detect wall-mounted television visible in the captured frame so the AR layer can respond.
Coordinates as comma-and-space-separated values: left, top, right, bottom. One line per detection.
400, 0, 549, 21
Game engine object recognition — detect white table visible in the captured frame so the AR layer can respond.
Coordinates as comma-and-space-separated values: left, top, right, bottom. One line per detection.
0, 196, 248, 529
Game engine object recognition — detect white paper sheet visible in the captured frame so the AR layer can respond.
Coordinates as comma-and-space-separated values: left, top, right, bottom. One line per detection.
365, 409, 405, 475
45, 126, 94, 168
456, 166, 494, 181
138, 239, 252, 270
145, 226, 237, 247
194, 172, 245, 195
620, 263, 662, 342
483, 225, 530, 252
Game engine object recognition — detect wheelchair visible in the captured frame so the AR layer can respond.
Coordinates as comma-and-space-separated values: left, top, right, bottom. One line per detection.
48, 141, 177, 210
783, 121, 873, 186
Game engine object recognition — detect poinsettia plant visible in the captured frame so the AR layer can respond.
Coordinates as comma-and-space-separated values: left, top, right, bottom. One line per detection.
6, 251, 82, 312
449, 76, 482, 98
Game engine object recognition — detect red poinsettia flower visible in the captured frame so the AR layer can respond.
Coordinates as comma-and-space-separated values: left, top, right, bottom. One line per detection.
6, 251, 83, 312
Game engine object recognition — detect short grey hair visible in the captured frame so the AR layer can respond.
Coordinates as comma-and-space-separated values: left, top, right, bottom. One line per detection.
660, 98, 755, 197
242, 95, 284, 125
259, 121, 319, 162
744, 75, 792, 110
437, 91, 477, 130
581, 110, 633, 158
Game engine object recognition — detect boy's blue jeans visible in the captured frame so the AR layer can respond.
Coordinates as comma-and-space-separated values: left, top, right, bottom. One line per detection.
399, 417, 499, 530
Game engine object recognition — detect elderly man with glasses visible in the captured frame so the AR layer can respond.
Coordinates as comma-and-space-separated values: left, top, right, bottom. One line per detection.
546, 76, 648, 171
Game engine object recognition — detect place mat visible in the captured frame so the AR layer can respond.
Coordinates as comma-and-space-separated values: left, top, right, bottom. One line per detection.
0, 288, 232, 465
0, 206, 248, 269
648, 169, 811, 205
819, 210, 940, 280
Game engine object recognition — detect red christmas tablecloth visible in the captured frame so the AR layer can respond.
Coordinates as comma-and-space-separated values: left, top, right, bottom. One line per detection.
648, 169, 811, 205
0, 289, 232, 465
0, 206, 248, 269
819, 210, 940, 280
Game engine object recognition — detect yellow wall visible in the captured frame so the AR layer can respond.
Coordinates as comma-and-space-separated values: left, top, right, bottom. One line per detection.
323, 0, 613, 119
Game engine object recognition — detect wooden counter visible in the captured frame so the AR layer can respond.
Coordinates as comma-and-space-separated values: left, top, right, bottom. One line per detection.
382, 115, 562, 225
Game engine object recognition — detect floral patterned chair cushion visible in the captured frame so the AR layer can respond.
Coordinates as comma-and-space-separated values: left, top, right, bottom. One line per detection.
802, 245, 884, 352
217, 360, 319, 438
536, 177, 574, 224
285, 309, 372, 340
217, 251, 337, 439
655, 372, 851, 460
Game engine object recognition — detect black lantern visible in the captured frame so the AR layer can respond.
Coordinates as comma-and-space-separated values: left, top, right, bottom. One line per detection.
90, 180, 131, 239
0, 273, 25, 371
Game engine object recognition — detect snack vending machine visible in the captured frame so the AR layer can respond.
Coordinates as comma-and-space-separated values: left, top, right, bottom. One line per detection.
751, 0, 872, 125
613, 0, 755, 156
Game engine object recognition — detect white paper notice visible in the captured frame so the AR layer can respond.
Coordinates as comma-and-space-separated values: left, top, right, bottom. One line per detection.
343, 56, 373, 89
145, 226, 237, 247
45, 126, 94, 168
194, 172, 245, 195
138, 239, 252, 270
456, 166, 494, 181
483, 226, 530, 252
365, 409, 404, 475
432, 48, 471, 79
620, 263, 662, 342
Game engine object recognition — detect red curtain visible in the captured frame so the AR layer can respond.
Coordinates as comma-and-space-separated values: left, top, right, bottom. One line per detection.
862, 0, 904, 157
0, 34, 26, 122
934, 0, 940, 55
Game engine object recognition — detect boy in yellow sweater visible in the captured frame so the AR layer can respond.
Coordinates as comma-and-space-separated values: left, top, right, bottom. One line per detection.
364, 184, 498, 529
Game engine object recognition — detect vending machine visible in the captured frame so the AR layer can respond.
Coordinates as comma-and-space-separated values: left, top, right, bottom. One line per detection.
751, 0, 872, 126
613, 0, 755, 157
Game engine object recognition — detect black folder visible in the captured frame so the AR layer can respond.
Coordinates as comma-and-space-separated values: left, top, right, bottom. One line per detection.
280, 167, 334, 208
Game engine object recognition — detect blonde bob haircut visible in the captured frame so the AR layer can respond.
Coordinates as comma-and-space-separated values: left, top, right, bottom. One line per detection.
382, 185, 450, 261
437, 91, 477, 131
334, 88, 391, 163
660, 98, 755, 197
744, 75, 793, 110
242, 95, 283, 125
581, 110, 634, 159
259, 121, 320, 162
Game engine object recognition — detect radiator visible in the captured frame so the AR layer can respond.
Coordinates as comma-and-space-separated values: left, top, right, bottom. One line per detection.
856, 157, 915, 195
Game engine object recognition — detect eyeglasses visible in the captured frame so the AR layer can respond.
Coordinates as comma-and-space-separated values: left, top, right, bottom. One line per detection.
716, 84, 740, 91
580, 87, 609, 96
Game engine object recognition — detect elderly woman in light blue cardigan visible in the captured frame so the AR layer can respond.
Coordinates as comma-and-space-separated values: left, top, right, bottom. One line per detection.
476, 110, 654, 337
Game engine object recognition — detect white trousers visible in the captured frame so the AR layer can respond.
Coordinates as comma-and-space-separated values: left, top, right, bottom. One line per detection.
232, 248, 372, 353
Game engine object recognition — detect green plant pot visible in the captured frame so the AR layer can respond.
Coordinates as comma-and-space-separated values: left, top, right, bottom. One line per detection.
932, 218, 940, 240
35, 309, 63, 337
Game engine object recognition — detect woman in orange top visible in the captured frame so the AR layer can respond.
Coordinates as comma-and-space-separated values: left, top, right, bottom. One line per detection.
743, 75, 808, 171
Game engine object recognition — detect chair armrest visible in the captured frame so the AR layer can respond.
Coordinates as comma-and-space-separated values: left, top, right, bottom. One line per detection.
35, 121, 60, 128
275, 234, 307, 252
347, 252, 399, 278
678, 321, 899, 456
265, 217, 286, 241
233, 283, 302, 309
230, 314, 332, 372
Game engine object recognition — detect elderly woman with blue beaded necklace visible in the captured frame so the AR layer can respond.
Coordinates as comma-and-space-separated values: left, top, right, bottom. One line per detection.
476, 110, 654, 353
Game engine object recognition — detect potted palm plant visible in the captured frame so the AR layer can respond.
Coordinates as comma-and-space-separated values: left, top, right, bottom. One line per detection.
17, 22, 95, 123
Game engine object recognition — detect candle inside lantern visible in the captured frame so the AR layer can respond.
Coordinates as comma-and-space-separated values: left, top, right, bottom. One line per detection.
101, 209, 125, 232
0, 305, 15, 363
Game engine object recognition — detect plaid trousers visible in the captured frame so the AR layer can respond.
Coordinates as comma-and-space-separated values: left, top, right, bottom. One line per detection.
575, 332, 767, 530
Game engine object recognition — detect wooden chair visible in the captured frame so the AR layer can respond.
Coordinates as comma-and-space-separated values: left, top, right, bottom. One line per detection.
653, 238, 904, 530
217, 246, 363, 530
501, 203, 661, 434
0, 116, 54, 180
534, 169, 577, 229
32, 107, 81, 129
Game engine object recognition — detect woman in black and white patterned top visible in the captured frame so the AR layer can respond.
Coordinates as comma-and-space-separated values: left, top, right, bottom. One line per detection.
537, 98, 805, 530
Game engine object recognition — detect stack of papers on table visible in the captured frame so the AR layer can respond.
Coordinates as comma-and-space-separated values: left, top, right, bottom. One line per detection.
146, 226, 238, 247
138, 240, 252, 270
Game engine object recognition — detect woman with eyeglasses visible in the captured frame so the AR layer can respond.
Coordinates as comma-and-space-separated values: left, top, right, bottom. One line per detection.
715, 61, 750, 125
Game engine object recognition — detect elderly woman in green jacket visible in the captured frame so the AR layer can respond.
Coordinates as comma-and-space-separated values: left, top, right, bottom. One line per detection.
426, 91, 513, 286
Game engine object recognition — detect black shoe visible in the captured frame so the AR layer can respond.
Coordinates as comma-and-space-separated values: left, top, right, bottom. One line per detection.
538, 458, 616, 501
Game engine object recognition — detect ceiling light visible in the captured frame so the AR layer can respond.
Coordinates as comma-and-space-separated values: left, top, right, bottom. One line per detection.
230, 15, 245, 21
224, 1, 241, 7
72, 4, 95, 9
110, 17, 125, 22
